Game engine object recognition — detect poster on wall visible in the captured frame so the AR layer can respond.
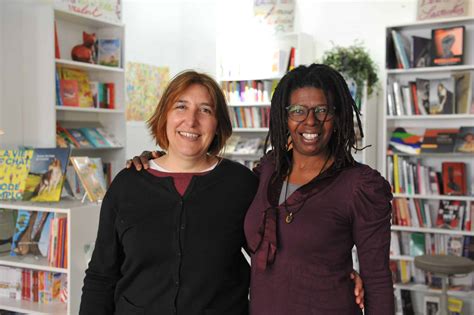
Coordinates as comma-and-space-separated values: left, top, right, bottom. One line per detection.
125, 62, 169, 122
417, 0, 469, 21
55, 0, 122, 23
253, 0, 295, 34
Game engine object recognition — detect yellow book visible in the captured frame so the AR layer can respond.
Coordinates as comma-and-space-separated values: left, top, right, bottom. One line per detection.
393, 154, 400, 194
0, 150, 33, 200
60, 67, 93, 108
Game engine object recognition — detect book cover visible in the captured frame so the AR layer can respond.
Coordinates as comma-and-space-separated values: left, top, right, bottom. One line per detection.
60, 67, 93, 107
431, 25, 464, 66
80, 128, 109, 148
454, 126, 474, 153
0, 150, 34, 200
415, 78, 430, 114
436, 200, 464, 230
420, 128, 457, 153
23, 148, 71, 202
59, 79, 79, 107
412, 35, 431, 67
424, 295, 440, 315
70, 156, 107, 202
67, 128, 94, 148
89, 81, 99, 108
441, 162, 466, 195
429, 77, 455, 114
452, 71, 472, 114
0, 209, 15, 253
447, 235, 464, 256
391, 30, 411, 69
98, 38, 121, 67
388, 127, 424, 155
409, 232, 425, 256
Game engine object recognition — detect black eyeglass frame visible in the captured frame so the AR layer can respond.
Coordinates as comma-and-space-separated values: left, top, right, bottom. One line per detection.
285, 105, 337, 122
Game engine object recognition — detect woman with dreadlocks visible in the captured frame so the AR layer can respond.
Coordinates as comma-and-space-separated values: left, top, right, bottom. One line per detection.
126, 65, 375, 314
244, 63, 393, 314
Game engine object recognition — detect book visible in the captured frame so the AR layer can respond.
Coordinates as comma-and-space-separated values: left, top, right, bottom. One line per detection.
436, 200, 464, 230
415, 78, 430, 114
67, 128, 94, 148
59, 79, 79, 107
447, 235, 464, 256
441, 162, 466, 195
89, 81, 99, 108
70, 157, 107, 202
424, 295, 440, 315
431, 25, 465, 66
409, 232, 425, 256
0, 209, 15, 253
429, 77, 455, 114
391, 30, 411, 69
454, 126, 474, 153
401, 290, 414, 315
420, 128, 457, 153
452, 72, 472, 114
412, 35, 431, 67
23, 148, 71, 202
80, 128, 110, 148
0, 150, 34, 200
59, 67, 94, 108
388, 127, 424, 155
98, 38, 121, 67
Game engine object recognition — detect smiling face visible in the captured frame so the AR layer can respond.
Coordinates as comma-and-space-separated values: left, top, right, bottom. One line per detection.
165, 83, 218, 163
287, 87, 334, 161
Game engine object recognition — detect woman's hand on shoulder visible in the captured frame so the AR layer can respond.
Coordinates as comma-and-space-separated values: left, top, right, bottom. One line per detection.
351, 270, 365, 309
125, 150, 161, 171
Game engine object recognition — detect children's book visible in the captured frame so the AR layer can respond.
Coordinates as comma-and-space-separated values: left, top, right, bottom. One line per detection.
68, 129, 94, 148
454, 126, 474, 153
70, 156, 107, 202
80, 128, 110, 148
0, 150, 34, 200
23, 148, 71, 202
59, 79, 79, 107
98, 38, 121, 67
59, 67, 93, 108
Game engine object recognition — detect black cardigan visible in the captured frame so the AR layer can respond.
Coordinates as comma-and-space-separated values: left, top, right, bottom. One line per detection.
79, 159, 258, 315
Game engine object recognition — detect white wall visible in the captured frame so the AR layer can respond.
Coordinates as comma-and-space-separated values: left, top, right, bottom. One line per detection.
123, 0, 217, 159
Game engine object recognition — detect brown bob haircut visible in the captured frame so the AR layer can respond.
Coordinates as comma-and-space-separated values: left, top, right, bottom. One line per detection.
147, 70, 232, 156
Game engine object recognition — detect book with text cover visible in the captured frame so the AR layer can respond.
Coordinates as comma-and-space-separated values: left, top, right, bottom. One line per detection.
70, 156, 107, 202
0, 150, 34, 200
10, 210, 51, 257
420, 128, 458, 153
441, 162, 466, 196
59, 67, 93, 107
23, 148, 71, 202
454, 126, 474, 153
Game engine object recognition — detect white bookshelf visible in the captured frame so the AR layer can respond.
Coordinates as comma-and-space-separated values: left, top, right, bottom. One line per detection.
0, 200, 100, 314
384, 17, 474, 314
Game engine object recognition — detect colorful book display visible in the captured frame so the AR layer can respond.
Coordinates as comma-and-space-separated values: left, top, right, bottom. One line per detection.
0, 150, 34, 200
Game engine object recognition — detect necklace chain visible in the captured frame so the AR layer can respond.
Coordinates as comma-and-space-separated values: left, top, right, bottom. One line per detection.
283, 154, 332, 224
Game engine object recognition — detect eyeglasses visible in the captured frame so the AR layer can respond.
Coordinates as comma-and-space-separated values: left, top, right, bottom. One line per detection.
286, 105, 335, 122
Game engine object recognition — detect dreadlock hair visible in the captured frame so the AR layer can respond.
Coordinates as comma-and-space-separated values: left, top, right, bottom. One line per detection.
264, 63, 364, 181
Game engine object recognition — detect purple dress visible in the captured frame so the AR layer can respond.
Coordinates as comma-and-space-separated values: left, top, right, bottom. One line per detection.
244, 155, 394, 315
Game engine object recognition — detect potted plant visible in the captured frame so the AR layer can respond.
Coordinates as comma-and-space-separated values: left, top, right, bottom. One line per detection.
320, 41, 379, 107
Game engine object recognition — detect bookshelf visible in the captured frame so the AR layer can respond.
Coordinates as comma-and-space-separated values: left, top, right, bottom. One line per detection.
384, 17, 474, 314
0, 2, 126, 177
0, 200, 100, 314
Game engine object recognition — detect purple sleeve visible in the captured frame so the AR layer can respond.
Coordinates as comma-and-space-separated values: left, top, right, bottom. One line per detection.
351, 167, 394, 315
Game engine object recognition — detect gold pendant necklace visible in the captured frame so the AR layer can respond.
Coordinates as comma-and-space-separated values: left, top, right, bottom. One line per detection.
285, 212, 294, 224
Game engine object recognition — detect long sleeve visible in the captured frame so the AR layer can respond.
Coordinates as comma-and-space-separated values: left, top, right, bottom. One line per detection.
351, 167, 394, 315
79, 184, 123, 314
